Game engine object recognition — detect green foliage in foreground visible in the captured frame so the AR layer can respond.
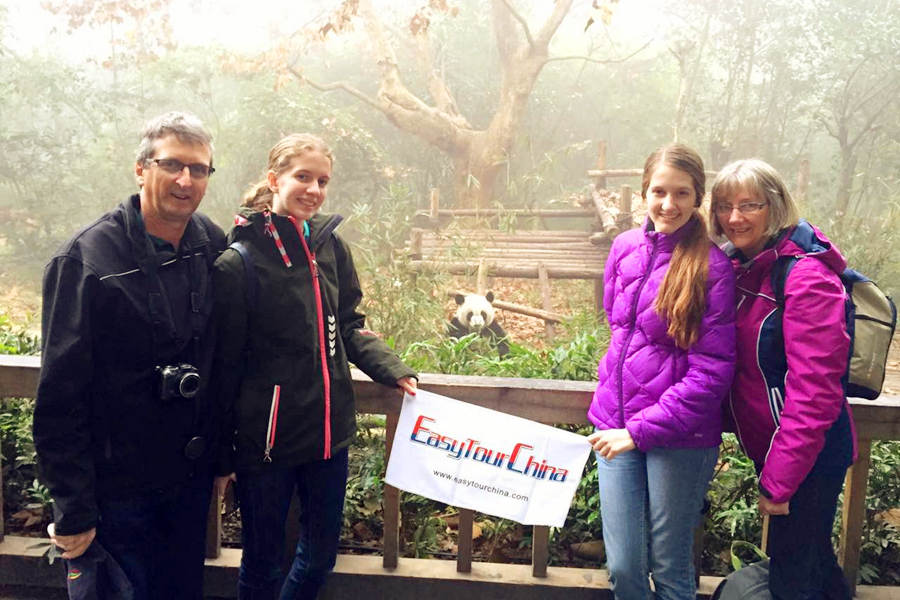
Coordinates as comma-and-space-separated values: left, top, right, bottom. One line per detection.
0, 313, 50, 533
399, 311, 609, 382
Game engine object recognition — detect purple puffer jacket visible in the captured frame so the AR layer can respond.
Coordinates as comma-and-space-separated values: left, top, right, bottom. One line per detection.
587, 218, 736, 451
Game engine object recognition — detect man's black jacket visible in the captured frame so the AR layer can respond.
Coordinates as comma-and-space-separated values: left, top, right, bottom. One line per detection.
34, 195, 225, 535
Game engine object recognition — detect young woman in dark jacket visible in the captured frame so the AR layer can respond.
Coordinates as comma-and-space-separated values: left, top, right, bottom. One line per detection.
211, 134, 417, 600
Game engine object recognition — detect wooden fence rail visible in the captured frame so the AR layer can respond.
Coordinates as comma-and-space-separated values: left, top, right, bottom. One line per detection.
1, 355, 898, 595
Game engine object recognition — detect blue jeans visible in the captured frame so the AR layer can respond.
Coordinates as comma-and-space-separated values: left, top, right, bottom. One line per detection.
96, 470, 213, 600
767, 467, 851, 599
236, 447, 349, 600
596, 446, 717, 600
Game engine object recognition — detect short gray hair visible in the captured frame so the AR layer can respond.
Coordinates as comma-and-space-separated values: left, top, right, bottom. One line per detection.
709, 158, 799, 239
135, 111, 214, 166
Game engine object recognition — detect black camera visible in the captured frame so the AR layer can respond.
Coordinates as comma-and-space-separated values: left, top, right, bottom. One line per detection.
157, 363, 201, 401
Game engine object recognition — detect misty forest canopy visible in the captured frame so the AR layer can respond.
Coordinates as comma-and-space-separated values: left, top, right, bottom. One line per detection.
1, 0, 898, 289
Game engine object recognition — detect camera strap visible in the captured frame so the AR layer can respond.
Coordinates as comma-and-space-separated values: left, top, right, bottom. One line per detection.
141, 222, 212, 460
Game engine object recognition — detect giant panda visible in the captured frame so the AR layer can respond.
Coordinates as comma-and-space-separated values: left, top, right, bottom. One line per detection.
447, 291, 510, 357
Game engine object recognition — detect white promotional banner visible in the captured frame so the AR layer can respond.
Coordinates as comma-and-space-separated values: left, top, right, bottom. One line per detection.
385, 389, 591, 527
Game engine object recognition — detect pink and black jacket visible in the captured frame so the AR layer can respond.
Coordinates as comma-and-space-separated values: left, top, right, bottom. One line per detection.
725, 220, 856, 504
588, 217, 737, 451
210, 209, 415, 474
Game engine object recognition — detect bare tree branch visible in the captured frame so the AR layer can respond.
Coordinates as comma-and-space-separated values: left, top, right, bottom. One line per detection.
498, 0, 534, 47
534, 0, 574, 48
545, 38, 653, 65
293, 69, 382, 112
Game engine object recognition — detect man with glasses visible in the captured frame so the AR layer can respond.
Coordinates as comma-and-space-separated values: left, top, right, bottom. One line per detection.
34, 111, 225, 599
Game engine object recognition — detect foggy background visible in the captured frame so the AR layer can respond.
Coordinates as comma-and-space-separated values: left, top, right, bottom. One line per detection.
2, 0, 898, 301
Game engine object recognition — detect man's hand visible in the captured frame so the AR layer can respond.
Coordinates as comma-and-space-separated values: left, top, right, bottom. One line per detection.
215, 473, 236, 500
758, 495, 789, 516
397, 376, 417, 396
48, 523, 95, 559
587, 428, 636, 460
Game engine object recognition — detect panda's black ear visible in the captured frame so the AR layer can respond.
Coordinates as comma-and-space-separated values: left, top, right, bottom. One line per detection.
485, 291, 494, 303
454, 294, 466, 305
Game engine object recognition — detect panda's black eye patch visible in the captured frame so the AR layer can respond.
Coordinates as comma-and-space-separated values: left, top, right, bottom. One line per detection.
465, 311, 473, 321
481, 311, 487, 320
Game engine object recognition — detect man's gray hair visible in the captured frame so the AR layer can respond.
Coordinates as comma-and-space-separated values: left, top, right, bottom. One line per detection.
135, 111, 214, 166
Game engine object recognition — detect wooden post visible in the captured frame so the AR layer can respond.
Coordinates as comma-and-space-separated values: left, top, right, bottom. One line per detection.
532, 525, 549, 577
839, 438, 871, 595
593, 279, 603, 315
537, 263, 555, 342
429, 188, 440, 226
595, 141, 608, 191
476, 258, 489, 295
617, 184, 633, 230
205, 488, 222, 558
409, 229, 423, 259
383, 410, 401, 569
457, 509, 474, 573
761, 514, 770, 554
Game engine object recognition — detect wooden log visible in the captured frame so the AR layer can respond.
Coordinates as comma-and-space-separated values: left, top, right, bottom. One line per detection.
383, 410, 401, 569
588, 168, 718, 178
429, 188, 440, 221
532, 525, 549, 578
411, 261, 606, 280
594, 141, 607, 190
448, 290, 565, 323
590, 189, 618, 234
840, 438, 871, 595
430, 257, 606, 268
422, 251, 606, 264
538, 264, 555, 342
420, 230, 595, 241
409, 229, 423, 259
457, 509, 474, 573
419, 241, 599, 251
434, 208, 594, 218
617, 185, 633, 229
588, 168, 642, 178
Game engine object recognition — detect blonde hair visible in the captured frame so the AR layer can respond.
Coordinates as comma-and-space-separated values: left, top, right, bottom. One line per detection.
242, 133, 334, 211
643, 144, 710, 349
709, 158, 799, 239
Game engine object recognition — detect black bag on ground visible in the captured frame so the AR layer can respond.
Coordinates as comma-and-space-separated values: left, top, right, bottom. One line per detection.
711, 559, 773, 600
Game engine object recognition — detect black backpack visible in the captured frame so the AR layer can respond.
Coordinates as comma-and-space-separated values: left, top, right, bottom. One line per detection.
711, 560, 772, 600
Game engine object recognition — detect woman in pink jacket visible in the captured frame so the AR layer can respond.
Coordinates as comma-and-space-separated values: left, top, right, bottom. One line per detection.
587, 144, 736, 599
710, 158, 855, 599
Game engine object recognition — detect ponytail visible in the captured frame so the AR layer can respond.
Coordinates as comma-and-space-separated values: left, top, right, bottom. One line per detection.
242, 180, 273, 212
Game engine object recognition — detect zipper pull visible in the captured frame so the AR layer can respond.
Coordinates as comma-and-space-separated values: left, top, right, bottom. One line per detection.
311, 257, 319, 278
263, 449, 272, 463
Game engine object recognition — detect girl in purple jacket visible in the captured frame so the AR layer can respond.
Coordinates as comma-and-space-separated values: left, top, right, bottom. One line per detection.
710, 159, 855, 599
587, 144, 736, 599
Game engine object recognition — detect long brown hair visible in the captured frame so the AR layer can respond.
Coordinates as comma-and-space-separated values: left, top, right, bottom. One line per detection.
642, 144, 710, 349
242, 133, 334, 211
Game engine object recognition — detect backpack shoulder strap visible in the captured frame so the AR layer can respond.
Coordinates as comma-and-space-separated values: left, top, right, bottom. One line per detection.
229, 240, 258, 307
771, 255, 801, 308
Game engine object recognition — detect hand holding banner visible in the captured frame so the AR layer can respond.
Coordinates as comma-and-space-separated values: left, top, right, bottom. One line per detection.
385, 389, 591, 527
